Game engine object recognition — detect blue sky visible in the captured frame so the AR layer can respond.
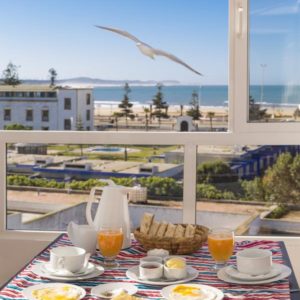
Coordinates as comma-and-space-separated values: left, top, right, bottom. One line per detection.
0, 0, 299, 85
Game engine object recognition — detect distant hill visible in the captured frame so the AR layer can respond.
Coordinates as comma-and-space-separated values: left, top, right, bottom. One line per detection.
22, 77, 180, 86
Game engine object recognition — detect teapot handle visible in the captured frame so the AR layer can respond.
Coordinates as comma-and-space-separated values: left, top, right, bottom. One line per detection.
86, 187, 103, 228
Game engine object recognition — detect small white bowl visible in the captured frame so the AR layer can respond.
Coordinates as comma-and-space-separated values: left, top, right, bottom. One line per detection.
140, 256, 163, 264
164, 257, 187, 280
236, 249, 272, 276
147, 249, 169, 258
139, 262, 163, 280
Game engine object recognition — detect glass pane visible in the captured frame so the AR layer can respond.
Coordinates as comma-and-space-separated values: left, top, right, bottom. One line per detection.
7, 143, 183, 231
196, 145, 300, 236
249, 0, 300, 122
0, 0, 228, 132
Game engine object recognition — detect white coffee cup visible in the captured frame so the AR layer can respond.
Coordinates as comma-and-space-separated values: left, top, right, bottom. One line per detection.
236, 249, 272, 276
139, 262, 163, 280
67, 221, 98, 254
49, 246, 90, 273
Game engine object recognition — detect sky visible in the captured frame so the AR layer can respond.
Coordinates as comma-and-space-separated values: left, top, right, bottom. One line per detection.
0, 0, 299, 85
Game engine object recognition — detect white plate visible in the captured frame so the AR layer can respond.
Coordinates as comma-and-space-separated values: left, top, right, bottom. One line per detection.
225, 264, 281, 281
161, 284, 224, 300
23, 283, 86, 300
218, 263, 291, 285
91, 283, 138, 299
42, 262, 95, 277
31, 263, 104, 281
126, 265, 198, 286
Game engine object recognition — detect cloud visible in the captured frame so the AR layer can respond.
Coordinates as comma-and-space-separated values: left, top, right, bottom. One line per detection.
252, 0, 300, 16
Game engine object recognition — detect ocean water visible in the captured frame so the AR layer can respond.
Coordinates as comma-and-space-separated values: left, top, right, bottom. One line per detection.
93, 85, 300, 108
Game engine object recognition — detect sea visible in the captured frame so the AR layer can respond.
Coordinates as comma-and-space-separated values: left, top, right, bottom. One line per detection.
93, 85, 300, 109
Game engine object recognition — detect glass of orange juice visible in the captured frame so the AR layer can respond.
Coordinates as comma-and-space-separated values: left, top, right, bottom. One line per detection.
98, 226, 123, 268
208, 228, 234, 270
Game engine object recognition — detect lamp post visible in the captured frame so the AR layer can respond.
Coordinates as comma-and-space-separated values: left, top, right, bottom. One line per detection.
260, 64, 267, 102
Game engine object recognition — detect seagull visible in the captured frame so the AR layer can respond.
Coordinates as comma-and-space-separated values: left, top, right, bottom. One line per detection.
95, 25, 202, 76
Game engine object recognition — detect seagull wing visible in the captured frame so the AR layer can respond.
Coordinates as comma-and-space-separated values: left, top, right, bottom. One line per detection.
95, 25, 143, 44
153, 48, 203, 76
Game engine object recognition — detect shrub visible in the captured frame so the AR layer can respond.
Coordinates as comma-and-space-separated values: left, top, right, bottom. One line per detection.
196, 183, 236, 200
197, 160, 238, 184
266, 205, 290, 219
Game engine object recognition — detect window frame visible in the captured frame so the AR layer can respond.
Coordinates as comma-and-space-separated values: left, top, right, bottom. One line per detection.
1, 0, 300, 240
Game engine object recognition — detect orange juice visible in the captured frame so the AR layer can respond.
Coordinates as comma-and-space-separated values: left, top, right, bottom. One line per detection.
98, 230, 123, 257
208, 234, 234, 262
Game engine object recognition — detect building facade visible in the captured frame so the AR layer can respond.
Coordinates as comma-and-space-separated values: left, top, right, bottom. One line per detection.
0, 85, 94, 130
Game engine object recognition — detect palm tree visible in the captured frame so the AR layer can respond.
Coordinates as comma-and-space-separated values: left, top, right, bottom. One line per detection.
144, 107, 150, 131
207, 111, 215, 131
48, 68, 57, 87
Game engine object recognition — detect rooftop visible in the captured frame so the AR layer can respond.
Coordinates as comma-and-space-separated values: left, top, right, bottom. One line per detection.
0, 84, 93, 92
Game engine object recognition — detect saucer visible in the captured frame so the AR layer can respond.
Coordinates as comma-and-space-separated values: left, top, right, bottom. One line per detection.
42, 262, 95, 277
161, 284, 223, 300
31, 262, 104, 281
225, 264, 281, 281
126, 265, 198, 286
218, 263, 291, 285
91, 283, 138, 299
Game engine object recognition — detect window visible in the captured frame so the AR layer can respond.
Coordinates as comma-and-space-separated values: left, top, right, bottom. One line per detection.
249, 0, 300, 123
41, 127, 49, 130
3, 1, 300, 238
64, 98, 71, 110
86, 126, 90, 131
86, 93, 91, 105
26, 109, 33, 121
4, 109, 11, 121
42, 110, 49, 122
64, 119, 71, 130
86, 110, 90, 121
6, 143, 183, 231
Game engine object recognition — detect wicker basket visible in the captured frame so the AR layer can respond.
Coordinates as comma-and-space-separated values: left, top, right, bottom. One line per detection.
134, 224, 209, 255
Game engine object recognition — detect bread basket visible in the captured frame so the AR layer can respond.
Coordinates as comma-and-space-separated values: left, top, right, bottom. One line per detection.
134, 224, 209, 255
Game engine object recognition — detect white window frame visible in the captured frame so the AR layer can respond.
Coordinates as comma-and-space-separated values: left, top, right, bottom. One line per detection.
1, 0, 300, 240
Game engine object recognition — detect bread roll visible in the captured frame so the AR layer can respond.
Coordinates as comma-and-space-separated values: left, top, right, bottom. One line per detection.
184, 224, 196, 238
174, 224, 185, 238
164, 223, 176, 238
140, 213, 154, 234
148, 220, 160, 236
156, 221, 168, 237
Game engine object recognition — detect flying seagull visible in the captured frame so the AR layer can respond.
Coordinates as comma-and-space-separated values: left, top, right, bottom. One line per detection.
95, 25, 202, 76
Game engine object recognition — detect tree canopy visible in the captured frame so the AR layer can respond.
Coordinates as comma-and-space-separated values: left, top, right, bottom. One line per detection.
152, 83, 169, 126
119, 82, 134, 127
2, 62, 21, 86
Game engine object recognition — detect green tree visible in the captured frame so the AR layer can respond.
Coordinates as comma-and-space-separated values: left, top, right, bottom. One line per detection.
241, 177, 266, 201
262, 152, 295, 204
293, 107, 300, 120
144, 107, 150, 131
48, 68, 57, 87
2, 62, 21, 86
249, 95, 269, 121
152, 83, 169, 127
206, 112, 215, 131
113, 112, 123, 131
197, 160, 238, 183
119, 82, 134, 127
187, 90, 202, 120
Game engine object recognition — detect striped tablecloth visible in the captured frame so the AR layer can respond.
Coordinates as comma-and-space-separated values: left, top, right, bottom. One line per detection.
0, 234, 296, 300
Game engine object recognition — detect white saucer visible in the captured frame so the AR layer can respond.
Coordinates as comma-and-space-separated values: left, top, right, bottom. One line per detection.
126, 265, 198, 286
218, 263, 292, 285
23, 283, 86, 300
225, 264, 281, 281
91, 283, 138, 299
161, 284, 223, 300
31, 262, 104, 281
42, 262, 95, 277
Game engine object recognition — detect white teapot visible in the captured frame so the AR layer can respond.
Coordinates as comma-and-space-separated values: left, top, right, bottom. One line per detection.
86, 182, 132, 249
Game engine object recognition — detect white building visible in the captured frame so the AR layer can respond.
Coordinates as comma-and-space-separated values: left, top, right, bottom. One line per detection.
0, 85, 94, 130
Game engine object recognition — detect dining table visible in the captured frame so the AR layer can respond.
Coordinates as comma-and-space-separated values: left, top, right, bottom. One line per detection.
0, 233, 298, 300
